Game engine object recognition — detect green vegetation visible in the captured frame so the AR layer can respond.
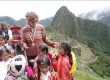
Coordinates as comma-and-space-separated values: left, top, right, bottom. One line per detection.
87, 38, 110, 77
75, 70, 110, 80
73, 48, 81, 56
89, 50, 110, 77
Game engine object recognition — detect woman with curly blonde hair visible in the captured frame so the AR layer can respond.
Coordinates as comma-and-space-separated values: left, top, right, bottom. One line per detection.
21, 12, 59, 68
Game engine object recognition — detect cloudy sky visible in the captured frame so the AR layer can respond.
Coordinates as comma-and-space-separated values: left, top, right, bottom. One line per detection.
0, 1, 110, 20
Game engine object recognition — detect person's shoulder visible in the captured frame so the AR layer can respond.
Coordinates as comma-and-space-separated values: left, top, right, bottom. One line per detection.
21, 26, 29, 32
47, 52, 52, 57
47, 52, 52, 60
36, 23, 44, 28
63, 55, 70, 63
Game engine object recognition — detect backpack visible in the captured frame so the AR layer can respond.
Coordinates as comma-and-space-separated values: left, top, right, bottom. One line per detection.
69, 51, 77, 74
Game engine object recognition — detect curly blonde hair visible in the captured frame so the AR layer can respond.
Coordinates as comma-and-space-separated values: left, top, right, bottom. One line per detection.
25, 12, 39, 22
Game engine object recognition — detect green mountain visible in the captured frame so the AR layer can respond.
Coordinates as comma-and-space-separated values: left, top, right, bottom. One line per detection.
51, 6, 83, 42
0, 16, 51, 27
47, 6, 110, 79
0, 16, 26, 26
77, 18, 110, 53
0, 16, 19, 26
17, 18, 26, 26
39, 17, 53, 27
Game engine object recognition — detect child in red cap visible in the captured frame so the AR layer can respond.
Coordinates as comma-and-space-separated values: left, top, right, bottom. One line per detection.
9, 25, 27, 55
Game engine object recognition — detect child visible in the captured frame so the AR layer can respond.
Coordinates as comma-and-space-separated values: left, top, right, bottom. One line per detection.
52, 42, 74, 80
0, 46, 13, 80
9, 25, 27, 55
29, 43, 52, 69
0, 35, 15, 57
5, 55, 34, 80
36, 43, 52, 61
34, 55, 56, 80
0, 35, 6, 47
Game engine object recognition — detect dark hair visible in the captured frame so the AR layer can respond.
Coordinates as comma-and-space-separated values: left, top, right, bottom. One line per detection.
60, 42, 73, 65
37, 55, 50, 80
38, 43, 48, 53
0, 46, 11, 57
37, 55, 50, 66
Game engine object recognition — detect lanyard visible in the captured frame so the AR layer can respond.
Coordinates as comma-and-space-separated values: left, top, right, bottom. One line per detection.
28, 26, 36, 43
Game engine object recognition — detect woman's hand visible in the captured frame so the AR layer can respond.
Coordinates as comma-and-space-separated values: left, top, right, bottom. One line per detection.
54, 42, 59, 49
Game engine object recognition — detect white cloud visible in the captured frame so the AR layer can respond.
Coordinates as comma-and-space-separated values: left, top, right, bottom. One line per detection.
0, 1, 110, 20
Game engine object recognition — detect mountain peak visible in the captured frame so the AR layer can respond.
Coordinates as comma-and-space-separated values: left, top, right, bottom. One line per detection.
58, 6, 69, 13
54, 6, 71, 17
51, 6, 82, 42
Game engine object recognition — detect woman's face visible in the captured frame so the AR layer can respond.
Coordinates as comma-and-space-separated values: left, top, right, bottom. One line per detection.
28, 20, 37, 28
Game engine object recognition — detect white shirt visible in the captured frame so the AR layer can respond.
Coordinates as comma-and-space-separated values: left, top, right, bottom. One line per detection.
4, 43, 14, 54
2, 29, 12, 40
0, 58, 12, 80
41, 71, 51, 80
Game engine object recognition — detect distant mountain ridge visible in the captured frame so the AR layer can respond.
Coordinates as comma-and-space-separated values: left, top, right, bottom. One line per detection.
79, 8, 110, 26
0, 16, 52, 27
39, 17, 53, 27
0, 16, 20, 26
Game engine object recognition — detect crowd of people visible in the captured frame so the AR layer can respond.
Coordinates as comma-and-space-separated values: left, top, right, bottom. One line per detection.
0, 12, 75, 80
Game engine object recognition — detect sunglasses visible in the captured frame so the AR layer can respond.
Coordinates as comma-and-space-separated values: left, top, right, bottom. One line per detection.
30, 20, 38, 24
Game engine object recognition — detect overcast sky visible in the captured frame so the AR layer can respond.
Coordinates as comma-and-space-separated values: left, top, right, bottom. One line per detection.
0, 1, 110, 20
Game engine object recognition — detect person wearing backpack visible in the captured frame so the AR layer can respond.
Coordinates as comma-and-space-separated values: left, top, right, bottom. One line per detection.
52, 42, 76, 80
